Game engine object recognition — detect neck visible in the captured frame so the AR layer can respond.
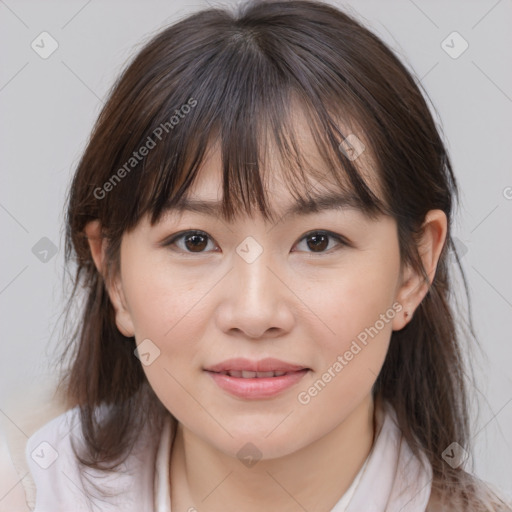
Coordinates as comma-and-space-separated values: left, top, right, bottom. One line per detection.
170, 395, 377, 512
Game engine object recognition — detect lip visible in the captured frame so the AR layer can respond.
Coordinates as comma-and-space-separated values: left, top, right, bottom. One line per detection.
206, 368, 309, 399
204, 357, 308, 373
204, 358, 310, 400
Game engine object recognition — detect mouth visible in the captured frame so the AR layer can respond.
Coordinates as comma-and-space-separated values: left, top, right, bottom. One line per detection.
204, 365, 310, 399
210, 370, 299, 378
204, 357, 309, 374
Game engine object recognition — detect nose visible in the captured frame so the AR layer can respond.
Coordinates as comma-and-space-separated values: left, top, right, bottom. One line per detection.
214, 243, 295, 340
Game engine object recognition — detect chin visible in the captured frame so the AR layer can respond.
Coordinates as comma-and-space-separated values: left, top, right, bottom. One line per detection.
206, 426, 308, 462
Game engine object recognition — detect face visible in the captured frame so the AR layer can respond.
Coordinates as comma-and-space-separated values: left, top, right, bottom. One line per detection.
108, 134, 410, 461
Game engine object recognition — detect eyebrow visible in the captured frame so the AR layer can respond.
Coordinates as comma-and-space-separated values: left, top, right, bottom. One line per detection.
162, 190, 365, 219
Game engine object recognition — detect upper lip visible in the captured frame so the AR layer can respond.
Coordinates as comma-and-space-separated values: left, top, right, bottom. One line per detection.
205, 358, 309, 373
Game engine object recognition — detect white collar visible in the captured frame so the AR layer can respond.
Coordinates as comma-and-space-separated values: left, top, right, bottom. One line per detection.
154, 413, 173, 512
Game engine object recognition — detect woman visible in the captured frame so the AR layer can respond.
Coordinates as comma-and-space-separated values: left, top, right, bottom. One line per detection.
6, 0, 511, 510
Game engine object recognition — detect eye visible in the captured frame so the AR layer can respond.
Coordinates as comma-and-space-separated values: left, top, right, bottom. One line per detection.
162, 229, 348, 255
163, 230, 217, 254
293, 230, 348, 254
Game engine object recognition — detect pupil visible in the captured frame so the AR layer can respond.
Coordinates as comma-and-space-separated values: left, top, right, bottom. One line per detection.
186, 234, 207, 252
308, 234, 328, 252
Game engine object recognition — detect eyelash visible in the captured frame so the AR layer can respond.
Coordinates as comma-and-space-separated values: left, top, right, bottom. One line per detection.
162, 229, 349, 256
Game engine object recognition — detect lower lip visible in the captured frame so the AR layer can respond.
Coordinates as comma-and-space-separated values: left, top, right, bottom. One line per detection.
206, 370, 309, 399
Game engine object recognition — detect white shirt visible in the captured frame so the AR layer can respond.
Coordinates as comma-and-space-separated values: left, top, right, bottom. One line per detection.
22, 399, 432, 511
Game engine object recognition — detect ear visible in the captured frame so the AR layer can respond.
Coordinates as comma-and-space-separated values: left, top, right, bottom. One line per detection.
392, 209, 448, 331
84, 220, 135, 338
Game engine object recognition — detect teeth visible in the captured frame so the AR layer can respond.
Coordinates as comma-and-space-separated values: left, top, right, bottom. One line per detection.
221, 370, 290, 378
257, 371, 277, 378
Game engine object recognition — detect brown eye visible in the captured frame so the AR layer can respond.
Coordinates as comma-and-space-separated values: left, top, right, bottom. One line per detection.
306, 233, 329, 252
294, 231, 347, 254
184, 233, 209, 252
164, 230, 216, 253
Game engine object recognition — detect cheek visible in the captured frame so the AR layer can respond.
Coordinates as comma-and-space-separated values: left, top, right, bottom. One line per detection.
308, 254, 400, 351
296, 246, 401, 414
120, 247, 208, 338
295, 273, 398, 424
120, 257, 214, 416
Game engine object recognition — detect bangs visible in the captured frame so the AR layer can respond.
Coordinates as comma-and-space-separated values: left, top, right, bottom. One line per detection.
81, 4, 407, 243
110, 27, 388, 231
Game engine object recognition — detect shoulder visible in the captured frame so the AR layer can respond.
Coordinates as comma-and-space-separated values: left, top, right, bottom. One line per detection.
23, 406, 95, 512
25, 405, 83, 468
0, 382, 69, 512
23, 403, 162, 512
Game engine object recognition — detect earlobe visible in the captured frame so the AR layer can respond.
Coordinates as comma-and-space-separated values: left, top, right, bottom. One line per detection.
391, 265, 417, 331
392, 209, 447, 331
84, 220, 135, 338
391, 308, 412, 331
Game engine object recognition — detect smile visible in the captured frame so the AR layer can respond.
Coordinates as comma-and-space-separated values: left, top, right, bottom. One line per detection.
205, 369, 309, 399
217, 370, 288, 378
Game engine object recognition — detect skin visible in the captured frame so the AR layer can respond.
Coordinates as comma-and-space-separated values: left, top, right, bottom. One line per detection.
86, 131, 447, 511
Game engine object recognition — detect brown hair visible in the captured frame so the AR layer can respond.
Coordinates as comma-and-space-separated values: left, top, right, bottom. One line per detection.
56, 0, 510, 509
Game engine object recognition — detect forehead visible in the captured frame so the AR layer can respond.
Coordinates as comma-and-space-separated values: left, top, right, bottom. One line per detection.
173, 134, 381, 220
